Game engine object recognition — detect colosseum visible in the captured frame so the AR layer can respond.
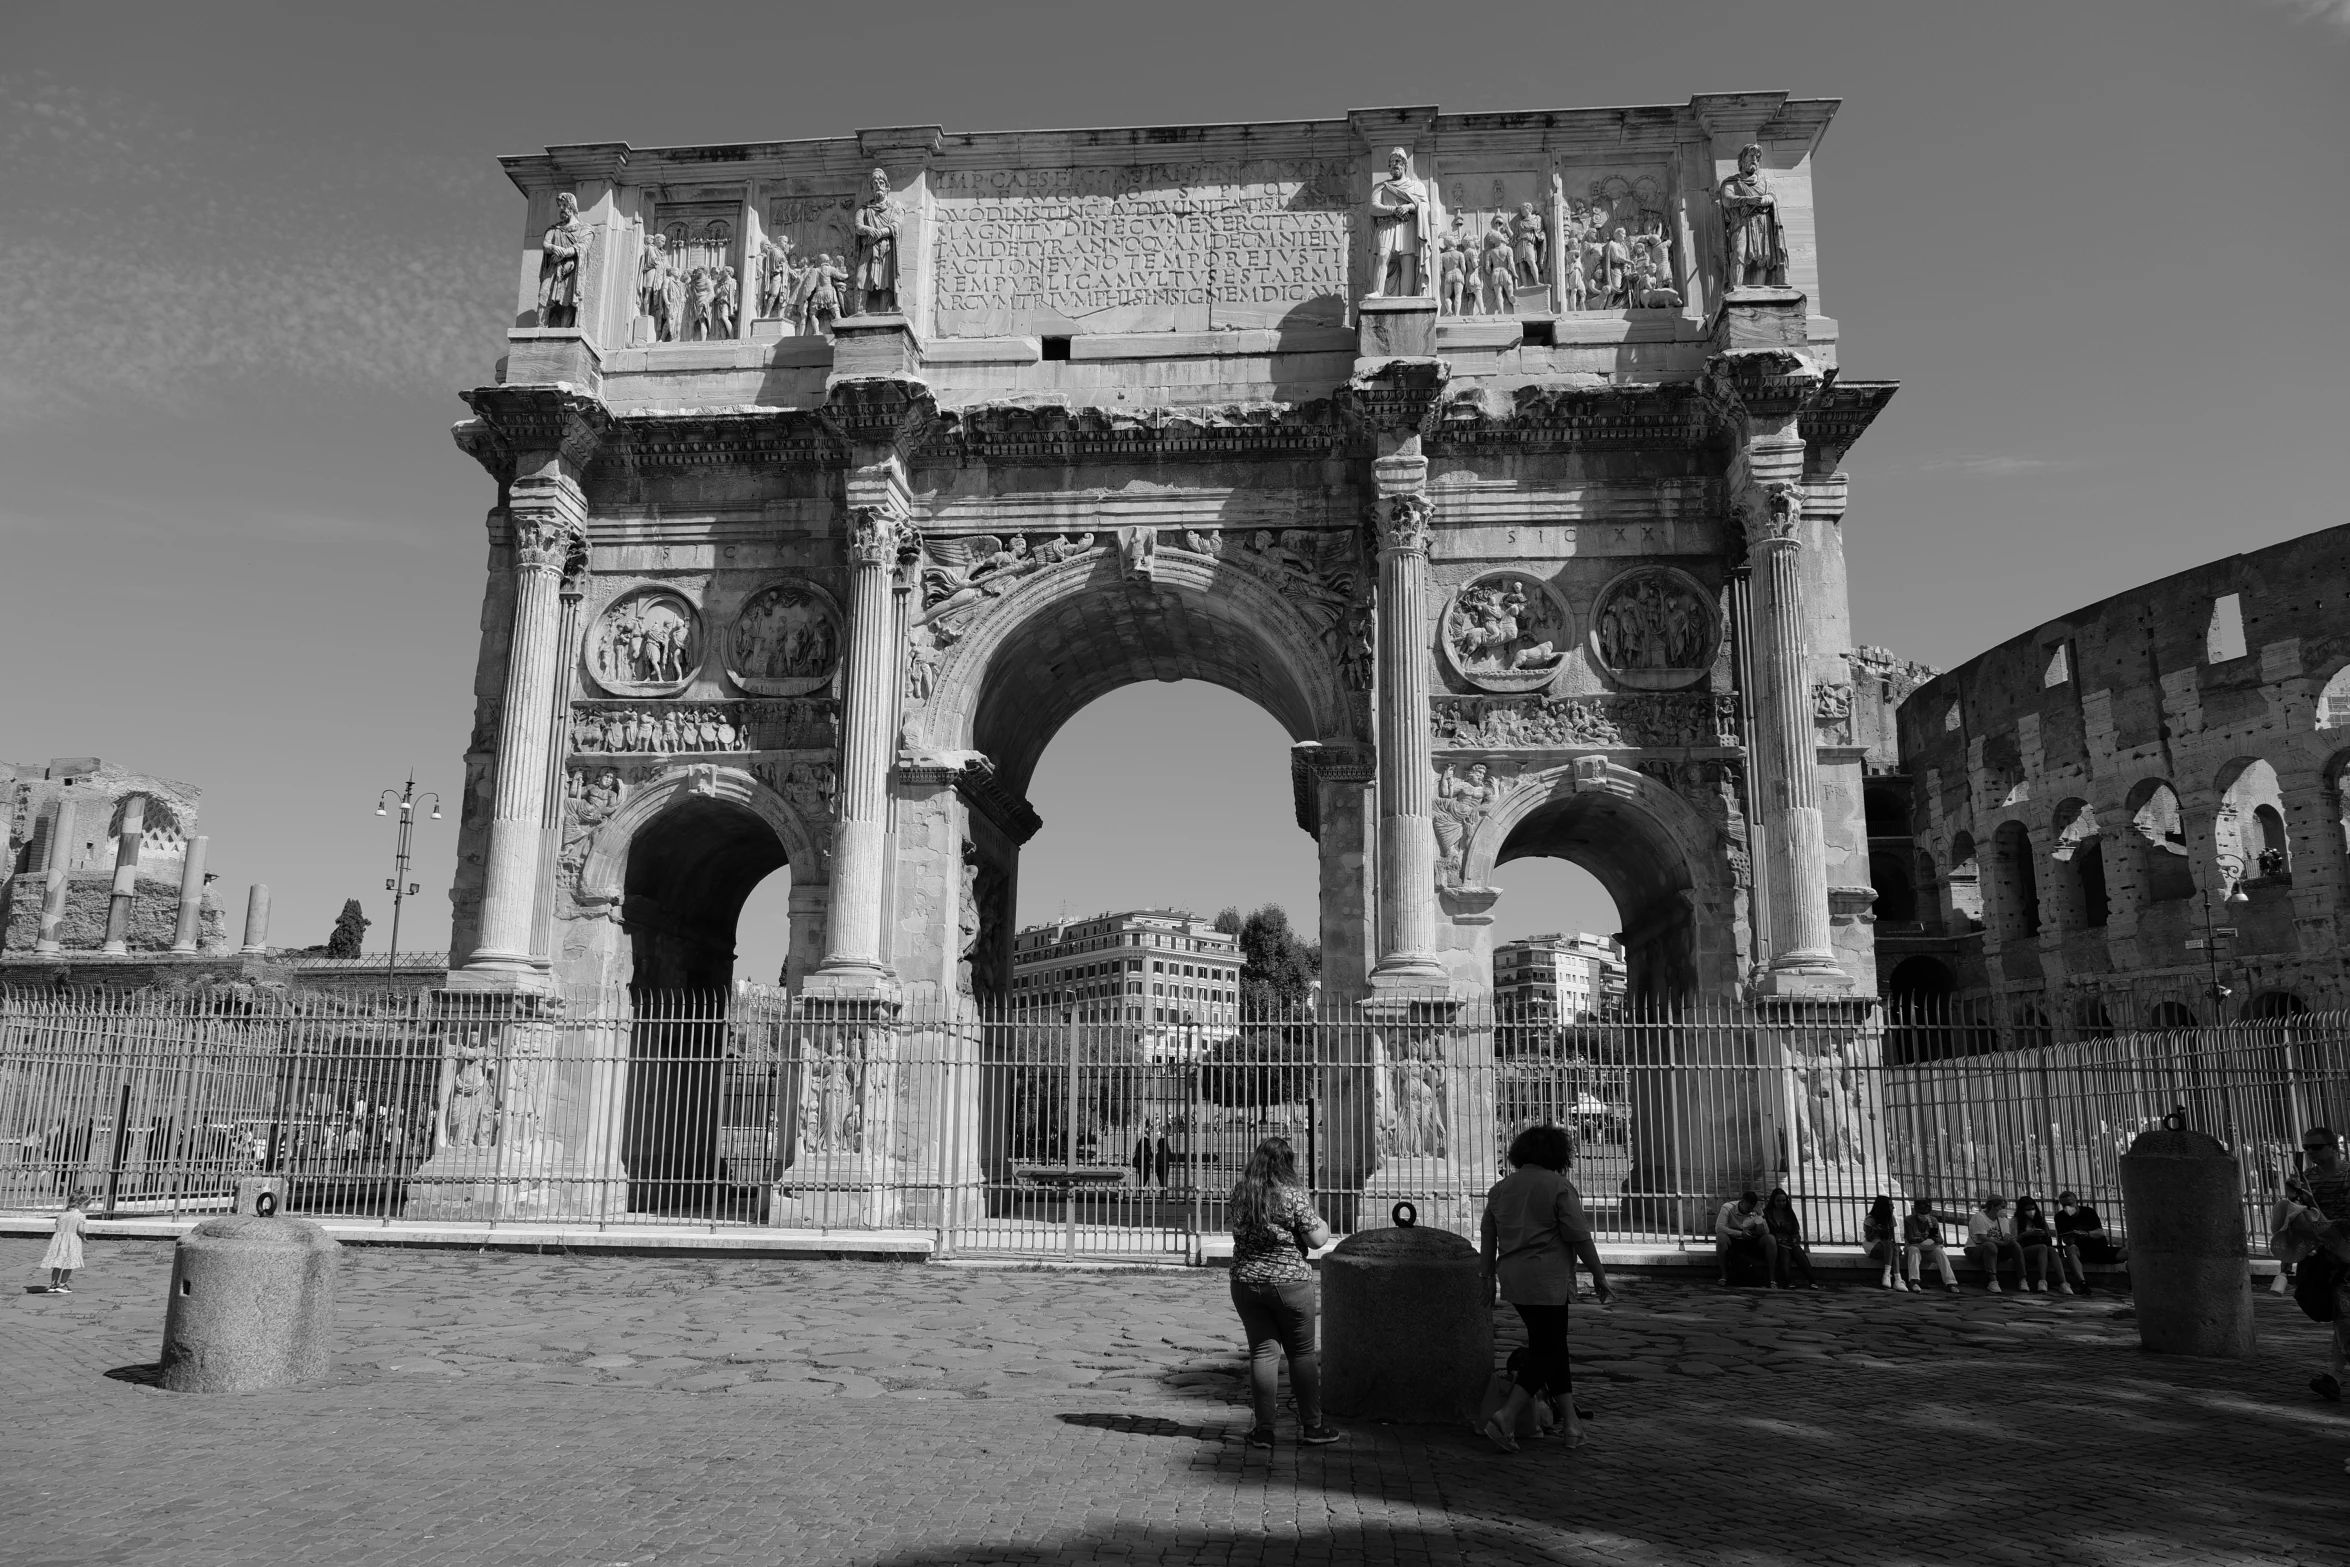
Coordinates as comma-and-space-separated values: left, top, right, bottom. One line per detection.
1873, 522, 2350, 1047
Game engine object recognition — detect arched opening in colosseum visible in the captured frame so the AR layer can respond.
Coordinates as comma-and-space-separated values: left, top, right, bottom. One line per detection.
2317, 664, 2350, 730
2051, 799, 2108, 929
2076, 998, 2116, 1039
2127, 780, 2196, 903
1943, 831, 1983, 930
1883, 955, 1957, 1063
1991, 821, 2040, 939
2146, 999, 2199, 1029
2215, 758, 2291, 886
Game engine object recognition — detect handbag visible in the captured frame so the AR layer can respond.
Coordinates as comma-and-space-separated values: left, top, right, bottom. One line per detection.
2293, 1250, 2341, 1324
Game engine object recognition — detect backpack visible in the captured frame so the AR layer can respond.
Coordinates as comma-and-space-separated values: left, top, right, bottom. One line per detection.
2293, 1250, 2341, 1323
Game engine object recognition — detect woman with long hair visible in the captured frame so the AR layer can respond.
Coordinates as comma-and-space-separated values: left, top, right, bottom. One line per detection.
1479, 1124, 1613, 1453
2012, 1195, 2071, 1293
1762, 1187, 1821, 1289
1227, 1135, 1339, 1449
1863, 1193, 1906, 1291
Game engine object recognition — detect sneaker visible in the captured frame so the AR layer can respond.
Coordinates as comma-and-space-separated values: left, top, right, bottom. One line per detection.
1987, 1281, 2002, 1293
2313, 1374, 2343, 1404
2057, 1284, 2075, 1295
1298, 1424, 1341, 1446
1945, 1283, 1962, 1295
1245, 1426, 1276, 1449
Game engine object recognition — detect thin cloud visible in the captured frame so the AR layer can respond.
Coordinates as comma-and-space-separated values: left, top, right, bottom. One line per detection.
1918, 454, 2084, 479
2264, 0, 2350, 31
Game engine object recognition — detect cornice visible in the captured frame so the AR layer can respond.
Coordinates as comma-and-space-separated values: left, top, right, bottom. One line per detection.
603, 411, 838, 472
459, 385, 611, 474
918, 399, 1355, 468
1800, 380, 1899, 475
1430, 382, 1708, 456
1340, 359, 1452, 442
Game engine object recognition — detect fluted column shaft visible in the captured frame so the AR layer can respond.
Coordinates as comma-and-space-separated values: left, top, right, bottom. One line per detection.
470, 494, 585, 973
817, 505, 910, 980
1744, 482, 1840, 978
1371, 482, 1444, 983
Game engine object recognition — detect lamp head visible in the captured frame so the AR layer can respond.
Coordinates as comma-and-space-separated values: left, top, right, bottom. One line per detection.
2226, 883, 2250, 906
375, 804, 386, 816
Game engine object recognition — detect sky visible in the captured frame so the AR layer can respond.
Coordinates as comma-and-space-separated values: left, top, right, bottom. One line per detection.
5, 0, 2347, 979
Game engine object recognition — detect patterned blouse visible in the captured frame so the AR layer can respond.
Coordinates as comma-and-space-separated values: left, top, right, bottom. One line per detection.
1231, 1184, 1323, 1285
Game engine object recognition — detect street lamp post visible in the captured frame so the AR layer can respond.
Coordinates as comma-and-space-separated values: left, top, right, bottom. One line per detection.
375, 775, 442, 979
2190, 867, 2252, 1016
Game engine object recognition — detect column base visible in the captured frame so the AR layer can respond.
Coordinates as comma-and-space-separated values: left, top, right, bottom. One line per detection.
1359, 1162, 1479, 1239
773, 1157, 893, 1228
1367, 958, 1451, 1000
100, 942, 128, 957
443, 958, 560, 998
1757, 953, 1852, 997
402, 1143, 616, 1222
798, 964, 901, 1004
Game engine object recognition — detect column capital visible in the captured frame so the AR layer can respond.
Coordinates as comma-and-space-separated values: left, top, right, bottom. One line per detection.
1732, 480, 1804, 555
848, 507, 914, 567
1371, 492, 1433, 556
457, 385, 611, 484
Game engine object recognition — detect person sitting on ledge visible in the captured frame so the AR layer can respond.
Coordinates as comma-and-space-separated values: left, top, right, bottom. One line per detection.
1904, 1198, 1961, 1293
1715, 1189, 1777, 1286
2054, 1190, 2123, 1292
1762, 1187, 1821, 1290
1864, 1194, 1908, 1291
2270, 1125, 2350, 1403
1966, 1195, 2027, 1293
2012, 1196, 2072, 1293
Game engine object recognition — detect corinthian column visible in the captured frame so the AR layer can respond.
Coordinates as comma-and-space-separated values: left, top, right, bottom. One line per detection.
1370, 480, 1446, 988
810, 502, 910, 991
461, 491, 586, 986
1743, 480, 1845, 988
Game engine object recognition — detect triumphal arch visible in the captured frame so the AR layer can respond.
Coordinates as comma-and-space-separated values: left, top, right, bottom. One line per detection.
441, 96, 1895, 1028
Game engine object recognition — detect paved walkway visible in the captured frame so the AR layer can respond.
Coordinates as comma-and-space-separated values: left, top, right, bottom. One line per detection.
2, 1236, 2341, 1566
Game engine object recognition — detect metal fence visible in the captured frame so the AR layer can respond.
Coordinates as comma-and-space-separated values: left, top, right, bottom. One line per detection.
3, 986, 2341, 1260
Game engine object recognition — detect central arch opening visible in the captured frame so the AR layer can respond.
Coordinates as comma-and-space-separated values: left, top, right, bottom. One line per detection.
1493, 789, 1702, 1008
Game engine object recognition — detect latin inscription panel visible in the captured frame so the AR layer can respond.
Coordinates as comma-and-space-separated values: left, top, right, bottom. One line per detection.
930, 159, 1354, 338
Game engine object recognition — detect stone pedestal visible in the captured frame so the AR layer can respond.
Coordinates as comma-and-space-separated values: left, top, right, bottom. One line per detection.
160, 1216, 340, 1394
830, 314, 922, 380
403, 1010, 626, 1222
2120, 1122, 2256, 1358
1358, 297, 1438, 359
1322, 1221, 1490, 1425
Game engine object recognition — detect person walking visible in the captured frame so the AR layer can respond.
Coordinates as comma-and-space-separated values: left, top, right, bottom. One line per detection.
1479, 1124, 1613, 1453
1226, 1135, 1339, 1449
2271, 1124, 2350, 1402
41, 1192, 87, 1294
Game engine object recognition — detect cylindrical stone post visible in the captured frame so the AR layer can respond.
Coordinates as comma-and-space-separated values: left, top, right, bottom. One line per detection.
1744, 485, 1842, 980
1323, 1217, 1492, 1423
469, 508, 582, 975
171, 834, 209, 953
240, 884, 271, 954
816, 506, 907, 981
1371, 488, 1444, 984
160, 1216, 341, 1393
2118, 1120, 2256, 1358
100, 794, 147, 955
34, 797, 75, 954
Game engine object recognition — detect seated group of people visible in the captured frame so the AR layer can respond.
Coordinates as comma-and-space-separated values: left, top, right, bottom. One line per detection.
1714, 1188, 2123, 1293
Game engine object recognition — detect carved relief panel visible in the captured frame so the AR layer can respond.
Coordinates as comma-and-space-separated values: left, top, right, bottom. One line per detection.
727, 582, 842, 697
1589, 568, 1716, 691
758, 190, 858, 335
638, 190, 744, 344
1436, 166, 1552, 318
1556, 167, 1683, 314
587, 588, 704, 696
1441, 569, 1571, 693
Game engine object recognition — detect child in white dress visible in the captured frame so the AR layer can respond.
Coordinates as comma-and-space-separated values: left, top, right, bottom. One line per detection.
42, 1193, 86, 1293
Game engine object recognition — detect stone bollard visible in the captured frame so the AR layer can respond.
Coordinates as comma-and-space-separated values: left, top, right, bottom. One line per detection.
160, 1216, 340, 1392
2118, 1115, 2256, 1359
1322, 1204, 1492, 1424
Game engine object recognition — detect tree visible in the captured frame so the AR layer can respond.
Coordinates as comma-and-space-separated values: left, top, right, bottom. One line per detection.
324, 899, 370, 958
1212, 907, 1242, 937
1236, 904, 1317, 1017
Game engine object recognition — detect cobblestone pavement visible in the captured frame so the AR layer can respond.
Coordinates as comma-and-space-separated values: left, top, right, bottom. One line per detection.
2, 1236, 2342, 1566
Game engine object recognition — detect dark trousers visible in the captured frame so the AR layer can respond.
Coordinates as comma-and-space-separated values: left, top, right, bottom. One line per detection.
1771, 1238, 1817, 1286
1510, 1302, 1571, 1397
1230, 1277, 1321, 1429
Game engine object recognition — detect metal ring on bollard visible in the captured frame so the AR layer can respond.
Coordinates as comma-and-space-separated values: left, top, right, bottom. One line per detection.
2163, 1106, 2188, 1133
1392, 1201, 1417, 1229
254, 1191, 278, 1218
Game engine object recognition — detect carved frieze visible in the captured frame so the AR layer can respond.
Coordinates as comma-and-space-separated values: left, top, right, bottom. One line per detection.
759, 190, 858, 334
916, 531, 1102, 644
1432, 692, 1739, 750
1811, 681, 1854, 722
588, 588, 703, 696
728, 582, 842, 697
569, 699, 839, 755
558, 767, 628, 892
1442, 569, 1570, 694
1561, 173, 1682, 312
1590, 568, 1717, 691
752, 758, 837, 831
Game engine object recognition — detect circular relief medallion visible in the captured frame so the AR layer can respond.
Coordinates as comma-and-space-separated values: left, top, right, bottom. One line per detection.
727, 581, 843, 697
1441, 570, 1572, 694
587, 587, 703, 696
1589, 568, 1717, 691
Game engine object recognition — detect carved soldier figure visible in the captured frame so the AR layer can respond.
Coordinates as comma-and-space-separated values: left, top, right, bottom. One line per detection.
639, 232, 674, 341
1562, 246, 1589, 313
801, 253, 846, 333
711, 263, 738, 338
1512, 201, 1545, 287
850, 167, 901, 316
1483, 220, 1516, 316
681, 266, 713, 341
1368, 147, 1429, 298
1438, 235, 1467, 316
1718, 142, 1787, 288
538, 193, 588, 328
757, 236, 795, 319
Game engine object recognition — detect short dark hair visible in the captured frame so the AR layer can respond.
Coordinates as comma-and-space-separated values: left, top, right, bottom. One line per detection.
2308, 1126, 2340, 1147
1507, 1124, 1572, 1172
1739, 1189, 1759, 1203
2057, 1190, 2079, 1203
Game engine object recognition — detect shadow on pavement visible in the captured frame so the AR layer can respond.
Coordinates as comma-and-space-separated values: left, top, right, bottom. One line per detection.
102, 1363, 164, 1387
1057, 1412, 1235, 1442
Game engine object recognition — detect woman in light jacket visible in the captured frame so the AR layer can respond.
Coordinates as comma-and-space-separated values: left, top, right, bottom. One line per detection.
1479, 1124, 1613, 1452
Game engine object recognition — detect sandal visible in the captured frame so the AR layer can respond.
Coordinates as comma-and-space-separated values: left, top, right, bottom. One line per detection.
2313, 1374, 2343, 1403
1481, 1417, 1520, 1453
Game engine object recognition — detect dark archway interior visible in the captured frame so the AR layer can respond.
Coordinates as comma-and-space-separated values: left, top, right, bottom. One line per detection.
965, 573, 1328, 798
624, 796, 789, 992
1496, 792, 1694, 1006
621, 796, 789, 1215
